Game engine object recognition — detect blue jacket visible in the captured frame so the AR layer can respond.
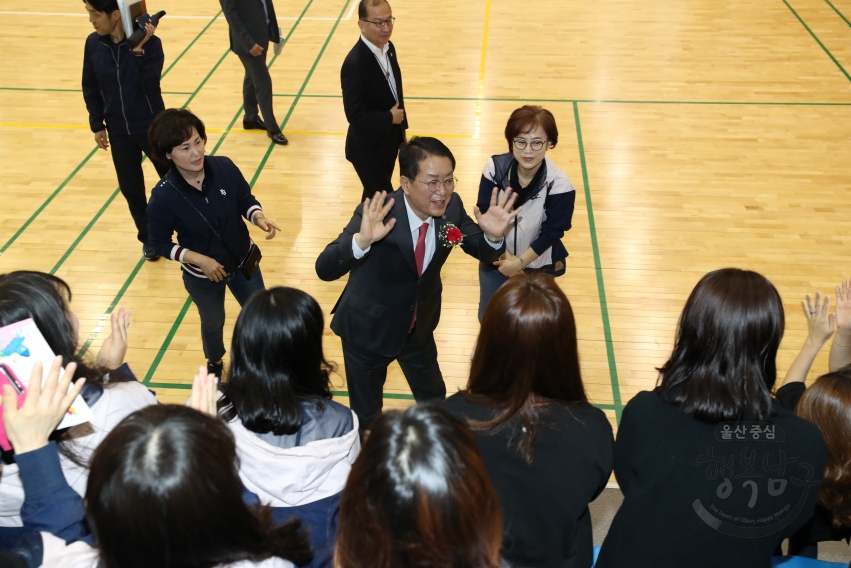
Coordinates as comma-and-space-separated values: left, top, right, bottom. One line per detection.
146, 156, 264, 277
82, 31, 165, 135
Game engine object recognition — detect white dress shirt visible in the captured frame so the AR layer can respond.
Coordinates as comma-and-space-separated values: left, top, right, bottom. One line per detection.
360, 35, 399, 102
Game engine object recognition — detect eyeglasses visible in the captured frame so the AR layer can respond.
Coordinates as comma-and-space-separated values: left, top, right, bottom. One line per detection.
415, 177, 457, 193
513, 138, 548, 151
360, 17, 395, 29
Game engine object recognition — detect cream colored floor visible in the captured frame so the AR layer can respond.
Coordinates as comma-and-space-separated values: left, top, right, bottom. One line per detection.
2, 0, 851, 431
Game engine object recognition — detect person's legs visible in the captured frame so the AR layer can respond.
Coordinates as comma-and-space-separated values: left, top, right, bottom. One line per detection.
134, 131, 170, 179
108, 129, 149, 244
350, 154, 395, 201
341, 339, 392, 433
182, 272, 228, 364
397, 332, 446, 403
237, 51, 280, 134
478, 262, 509, 322
226, 266, 266, 307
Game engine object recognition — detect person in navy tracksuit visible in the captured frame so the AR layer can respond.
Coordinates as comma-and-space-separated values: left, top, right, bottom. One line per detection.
82, 0, 169, 260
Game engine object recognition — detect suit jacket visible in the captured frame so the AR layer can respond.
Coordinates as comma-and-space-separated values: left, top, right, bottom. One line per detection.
341, 39, 408, 162
219, 0, 281, 55
316, 190, 503, 357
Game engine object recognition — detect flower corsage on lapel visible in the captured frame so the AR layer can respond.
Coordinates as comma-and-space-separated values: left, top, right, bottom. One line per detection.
438, 219, 465, 249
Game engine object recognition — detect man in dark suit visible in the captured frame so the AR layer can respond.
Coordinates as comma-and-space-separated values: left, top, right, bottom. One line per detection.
316, 137, 520, 432
341, 0, 407, 201
219, 0, 288, 145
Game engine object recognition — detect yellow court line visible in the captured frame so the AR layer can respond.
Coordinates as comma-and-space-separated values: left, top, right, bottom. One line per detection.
0, 123, 471, 138
473, 0, 492, 139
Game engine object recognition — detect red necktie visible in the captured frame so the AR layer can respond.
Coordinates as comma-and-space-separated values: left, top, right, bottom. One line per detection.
411, 222, 428, 330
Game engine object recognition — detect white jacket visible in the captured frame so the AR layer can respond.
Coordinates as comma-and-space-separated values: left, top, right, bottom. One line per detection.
229, 410, 360, 508
39, 532, 295, 568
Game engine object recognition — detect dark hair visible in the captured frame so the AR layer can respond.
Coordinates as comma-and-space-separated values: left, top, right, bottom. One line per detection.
147, 108, 207, 165
218, 287, 334, 436
504, 105, 559, 152
398, 136, 456, 180
464, 273, 587, 462
86, 405, 312, 568
0, 271, 105, 385
83, 0, 119, 14
336, 405, 503, 568
657, 268, 783, 422
796, 370, 851, 527
357, 0, 390, 19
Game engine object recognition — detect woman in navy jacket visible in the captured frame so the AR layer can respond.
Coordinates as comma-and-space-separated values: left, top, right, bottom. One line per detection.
146, 108, 281, 378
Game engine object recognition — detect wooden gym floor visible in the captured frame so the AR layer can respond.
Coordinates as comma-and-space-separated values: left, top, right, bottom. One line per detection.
2, 0, 851, 432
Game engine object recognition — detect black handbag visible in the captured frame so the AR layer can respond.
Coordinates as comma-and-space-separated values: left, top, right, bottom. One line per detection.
168, 180, 262, 280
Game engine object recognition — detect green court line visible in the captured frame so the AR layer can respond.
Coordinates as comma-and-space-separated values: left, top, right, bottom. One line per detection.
141, 0, 319, 385
0, 14, 222, 257
783, 0, 851, 82
0, 146, 98, 256
76, 257, 146, 357
573, 101, 623, 422
161, 11, 221, 80
824, 0, 851, 28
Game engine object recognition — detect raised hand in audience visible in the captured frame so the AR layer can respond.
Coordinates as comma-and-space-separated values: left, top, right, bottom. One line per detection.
96, 307, 131, 370
188, 365, 218, 417
1, 356, 85, 454
829, 279, 851, 372
781, 292, 834, 387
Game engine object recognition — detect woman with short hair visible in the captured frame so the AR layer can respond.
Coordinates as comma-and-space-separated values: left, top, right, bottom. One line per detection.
476, 105, 576, 321
335, 405, 504, 568
217, 286, 359, 568
146, 108, 281, 378
444, 273, 613, 568
596, 268, 828, 568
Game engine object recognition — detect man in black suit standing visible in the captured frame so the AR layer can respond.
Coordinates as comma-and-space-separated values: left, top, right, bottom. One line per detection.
219, 0, 288, 145
316, 137, 520, 432
341, 0, 407, 201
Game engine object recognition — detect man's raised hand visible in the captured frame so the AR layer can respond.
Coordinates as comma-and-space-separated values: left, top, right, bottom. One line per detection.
474, 187, 521, 240
355, 191, 396, 250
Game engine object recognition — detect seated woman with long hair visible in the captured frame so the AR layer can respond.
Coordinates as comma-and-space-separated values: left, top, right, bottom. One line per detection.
444, 273, 614, 568
335, 404, 505, 568
1, 360, 311, 568
216, 287, 359, 568
596, 268, 827, 568
771, 285, 851, 557
0, 271, 156, 548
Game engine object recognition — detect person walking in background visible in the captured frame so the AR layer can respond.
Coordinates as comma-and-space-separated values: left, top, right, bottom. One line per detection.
82, 0, 169, 260
219, 0, 288, 145
341, 0, 407, 201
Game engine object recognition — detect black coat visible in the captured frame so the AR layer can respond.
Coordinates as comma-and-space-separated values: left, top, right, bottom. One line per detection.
315, 189, 502, 357
219, 0, 281, 55
341, 39, 407, 162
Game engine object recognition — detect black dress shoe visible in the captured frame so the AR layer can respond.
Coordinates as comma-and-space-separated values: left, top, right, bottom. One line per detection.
143, 243, 160, 261
243, 117, 267, 130
268, 132, 289, 145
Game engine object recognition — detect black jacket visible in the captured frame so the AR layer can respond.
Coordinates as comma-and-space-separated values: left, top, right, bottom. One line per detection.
146, 156, 262, 277
341, 39, 407, 161
219, 0, 282, 55
81, 32, 164, 135
315, 189, 502, 357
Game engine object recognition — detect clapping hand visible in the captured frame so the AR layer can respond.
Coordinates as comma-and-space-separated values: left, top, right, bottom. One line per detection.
96, 307, 131, 370
188, 365, 218, 417
493, 251, 524, 277
1, 356, 85, 454
834, 280, 851, 336
354, 191, 397, 250
802, 292, 835, 347
473, 187, 521, 241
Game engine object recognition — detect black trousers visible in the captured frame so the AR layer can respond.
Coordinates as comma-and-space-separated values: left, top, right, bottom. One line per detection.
108, 129, 169, 244
348, 134, 402, 201
342, 330, 446, 432
237, 50, 280, 134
